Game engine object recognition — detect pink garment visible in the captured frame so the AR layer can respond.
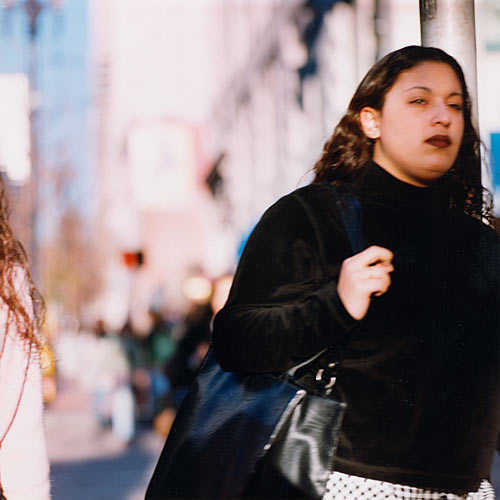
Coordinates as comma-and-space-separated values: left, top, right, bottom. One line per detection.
0, 269, 50, 500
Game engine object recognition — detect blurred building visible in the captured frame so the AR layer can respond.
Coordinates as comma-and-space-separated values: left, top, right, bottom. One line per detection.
0, 74, 31, 184
476, 1, 500, 195
89, 0, 241, 329
203, 0, 379, 242
0, 73, 32, 248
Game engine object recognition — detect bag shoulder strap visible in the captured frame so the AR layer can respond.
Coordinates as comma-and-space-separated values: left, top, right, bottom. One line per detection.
328, 184, 365, 255
287, 183, 365, 395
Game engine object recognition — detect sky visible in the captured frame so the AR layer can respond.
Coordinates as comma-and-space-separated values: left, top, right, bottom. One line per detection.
0, 0, 91, 239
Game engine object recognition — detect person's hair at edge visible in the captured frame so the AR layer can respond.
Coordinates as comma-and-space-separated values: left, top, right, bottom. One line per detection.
313, 44, 494, 226
0, 173, 45, 357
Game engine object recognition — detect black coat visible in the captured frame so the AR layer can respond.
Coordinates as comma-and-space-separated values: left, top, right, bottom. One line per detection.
213, 162, 500, 494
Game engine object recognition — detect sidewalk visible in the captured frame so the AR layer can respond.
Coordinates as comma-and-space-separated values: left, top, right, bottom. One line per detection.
45, 378, 165, 500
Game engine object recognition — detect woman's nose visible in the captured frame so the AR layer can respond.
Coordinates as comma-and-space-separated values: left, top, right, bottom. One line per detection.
432, 103, 451, 127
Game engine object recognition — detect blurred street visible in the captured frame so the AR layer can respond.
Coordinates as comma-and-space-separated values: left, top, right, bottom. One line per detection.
45, 377, 164, 500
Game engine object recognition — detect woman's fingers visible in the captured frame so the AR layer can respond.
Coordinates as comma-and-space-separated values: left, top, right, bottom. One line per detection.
344, 245, 394, 269
351, 265, 392, 294
337, 246, 394, 320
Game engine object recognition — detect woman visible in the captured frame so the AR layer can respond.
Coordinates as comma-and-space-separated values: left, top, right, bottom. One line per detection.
213, 45, 499, 499
0, 180, 51, 500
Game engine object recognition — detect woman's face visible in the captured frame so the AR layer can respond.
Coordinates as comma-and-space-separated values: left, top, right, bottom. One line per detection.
361, 61, 465, 187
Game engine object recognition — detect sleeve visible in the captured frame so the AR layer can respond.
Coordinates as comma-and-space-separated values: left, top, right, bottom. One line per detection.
212, 189, 358, 374
0, 270, 51, 500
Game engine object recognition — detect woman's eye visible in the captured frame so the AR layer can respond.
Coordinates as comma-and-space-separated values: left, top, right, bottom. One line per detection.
410, 98, 426, 105
448, 103, 463, 111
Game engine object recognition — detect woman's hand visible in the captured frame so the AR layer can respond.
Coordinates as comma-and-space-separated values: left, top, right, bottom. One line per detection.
337, 246, 394, 320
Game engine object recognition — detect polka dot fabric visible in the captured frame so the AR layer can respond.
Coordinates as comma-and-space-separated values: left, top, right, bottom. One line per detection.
324, 471, 496, 500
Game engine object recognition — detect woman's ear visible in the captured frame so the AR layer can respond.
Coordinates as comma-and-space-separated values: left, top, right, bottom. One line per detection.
360, 107, 381, 140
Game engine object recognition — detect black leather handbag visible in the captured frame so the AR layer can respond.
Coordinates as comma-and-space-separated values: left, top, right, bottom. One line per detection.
145, 186, 364, 500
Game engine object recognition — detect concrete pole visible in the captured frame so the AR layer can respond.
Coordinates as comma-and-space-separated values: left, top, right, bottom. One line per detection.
419, 0, 478, 126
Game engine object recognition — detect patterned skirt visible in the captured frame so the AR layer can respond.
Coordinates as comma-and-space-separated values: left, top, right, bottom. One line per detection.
323, 471, 496, 500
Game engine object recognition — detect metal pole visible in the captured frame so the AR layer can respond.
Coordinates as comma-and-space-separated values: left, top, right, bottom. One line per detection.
419, 0, 478, 126
22, 0, 43, 286
27, 27, 40, 285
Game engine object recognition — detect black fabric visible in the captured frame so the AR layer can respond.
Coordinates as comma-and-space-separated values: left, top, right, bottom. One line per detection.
145, 347, 300, 499
213, 161, 500, 494
145, 346, 347, 499
247, 391, 346, 498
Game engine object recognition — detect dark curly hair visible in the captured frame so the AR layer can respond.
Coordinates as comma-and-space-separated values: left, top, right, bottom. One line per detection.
0, 175, 45, 357
313, 45, 493, 225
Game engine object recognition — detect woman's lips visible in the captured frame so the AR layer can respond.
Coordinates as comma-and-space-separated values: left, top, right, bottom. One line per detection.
426, 135, 451, 148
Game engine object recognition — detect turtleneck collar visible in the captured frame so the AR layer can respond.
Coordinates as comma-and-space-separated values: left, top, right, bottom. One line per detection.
350, 161, 442, 211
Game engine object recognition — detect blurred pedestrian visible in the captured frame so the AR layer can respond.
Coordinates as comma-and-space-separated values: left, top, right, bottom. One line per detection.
0, 179, 50, 499
118, 319, 152, 422
146, 309, 176, 415
164, 301, 212, 409
85, 319, 134, 444
213, 46, 499, 498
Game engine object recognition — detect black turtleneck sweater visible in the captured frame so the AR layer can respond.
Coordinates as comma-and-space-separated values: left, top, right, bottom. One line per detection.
212, 162, 500, 494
